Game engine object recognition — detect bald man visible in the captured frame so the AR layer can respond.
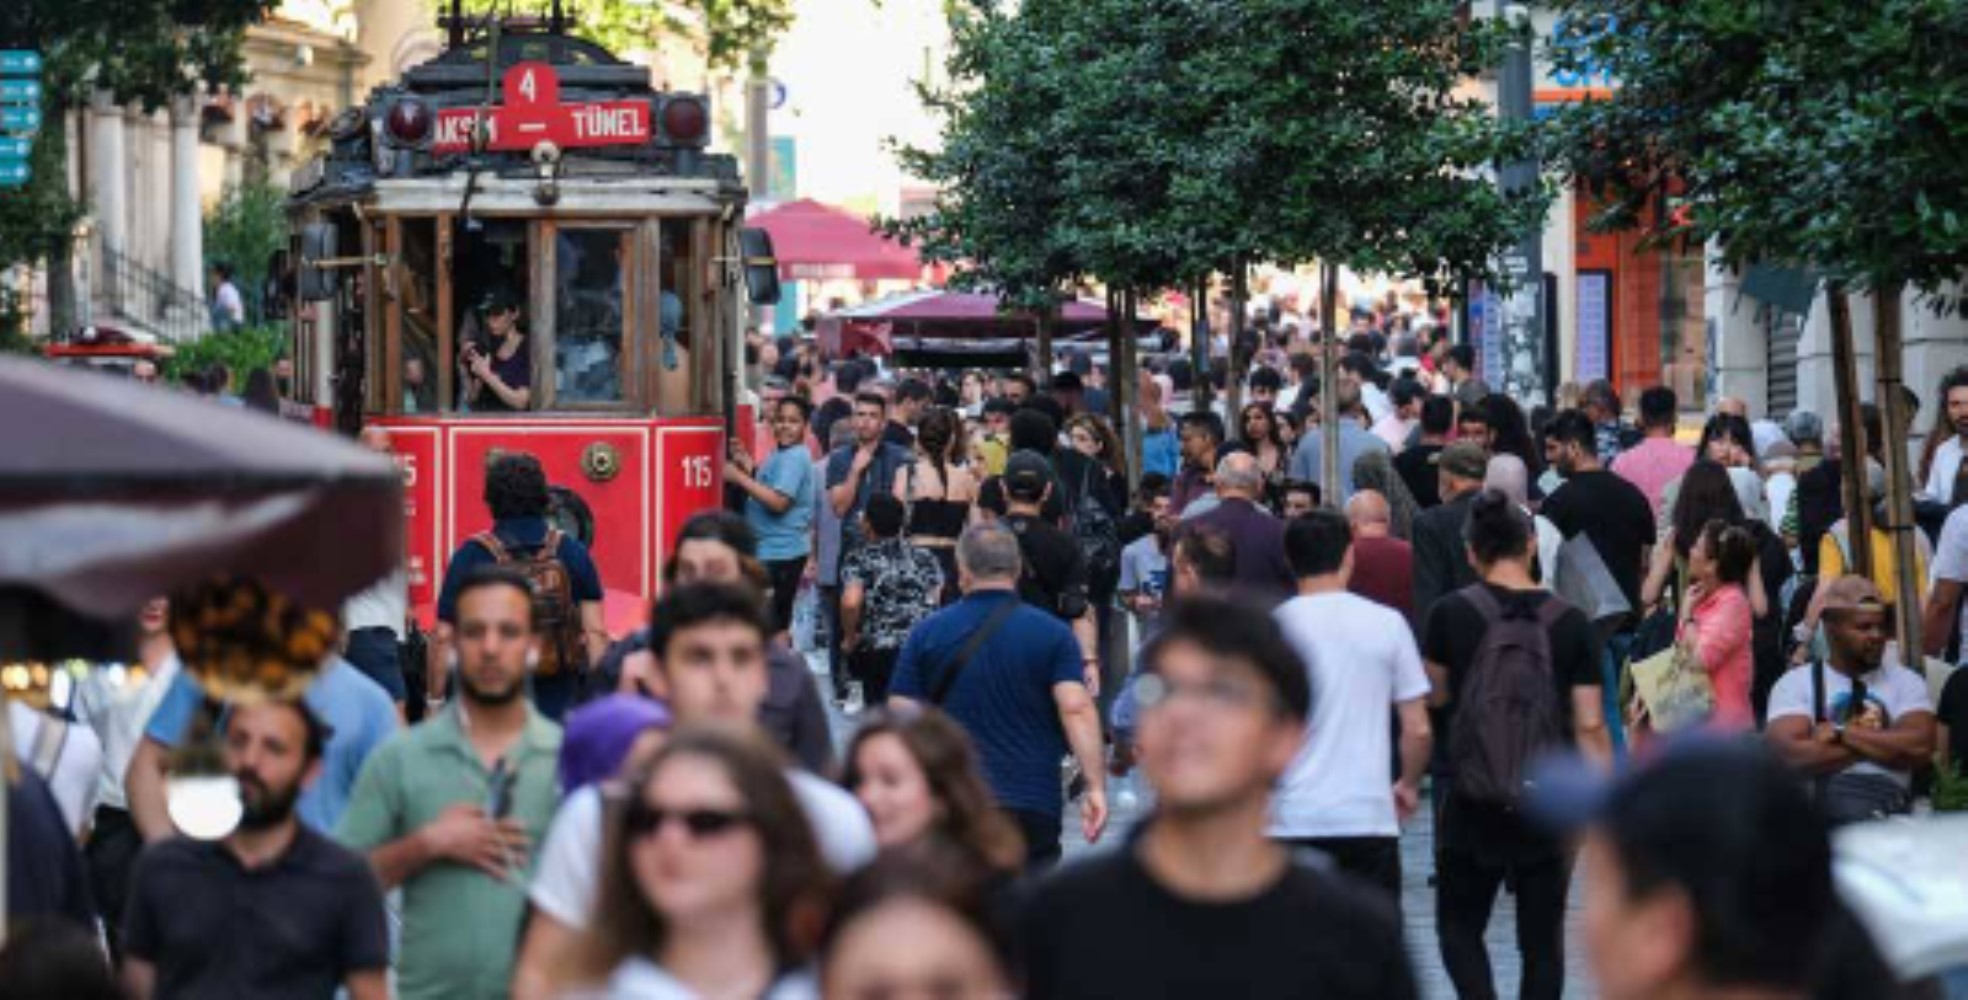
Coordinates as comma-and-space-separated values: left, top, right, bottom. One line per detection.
1173, 452, 1296, 603
345, 426, 411, 714
1343, 490, 1413, 619
1346, 490, 1394, 540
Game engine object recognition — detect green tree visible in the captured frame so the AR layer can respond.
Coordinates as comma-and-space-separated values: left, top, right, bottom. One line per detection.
203, 179, 287, 318
1546, 0, 1968, 303
466, 0, 795, 72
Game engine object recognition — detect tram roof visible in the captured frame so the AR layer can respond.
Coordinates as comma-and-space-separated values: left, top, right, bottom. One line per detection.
289, 25, 743, 209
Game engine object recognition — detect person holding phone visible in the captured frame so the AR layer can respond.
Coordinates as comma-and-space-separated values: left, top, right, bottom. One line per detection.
461, 289, 532, 412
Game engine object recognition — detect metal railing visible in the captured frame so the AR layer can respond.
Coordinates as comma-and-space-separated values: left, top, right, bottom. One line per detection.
99, 245, 207, 342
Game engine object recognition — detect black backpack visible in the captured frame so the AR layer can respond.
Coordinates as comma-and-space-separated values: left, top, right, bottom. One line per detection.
1449, 586, 1569, 809
1066, 461, 1119, 585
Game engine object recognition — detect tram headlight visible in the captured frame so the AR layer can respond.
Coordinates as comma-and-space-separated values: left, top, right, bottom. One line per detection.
385, 98, 433, 147
657, 94, 708, 147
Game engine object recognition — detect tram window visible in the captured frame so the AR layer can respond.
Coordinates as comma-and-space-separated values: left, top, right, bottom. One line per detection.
398, 219, 439, 414
655, 219, 695, 415
553, 228, 629, 404
453, 221, 532, 413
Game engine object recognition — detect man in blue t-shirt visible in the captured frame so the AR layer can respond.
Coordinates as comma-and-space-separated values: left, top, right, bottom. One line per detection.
727, 395, 818, 635
433, 453, 607, 720
125, 657, 397, 841
890, 522, 1108, 869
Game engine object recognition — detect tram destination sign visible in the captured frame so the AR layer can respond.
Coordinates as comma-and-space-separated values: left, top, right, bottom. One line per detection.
433, 61, 649, 154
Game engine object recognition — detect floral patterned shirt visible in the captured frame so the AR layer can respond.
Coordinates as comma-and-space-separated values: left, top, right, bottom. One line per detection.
841, 538, 946, 651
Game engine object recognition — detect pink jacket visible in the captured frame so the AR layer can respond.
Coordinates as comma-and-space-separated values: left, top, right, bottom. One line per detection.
1683, 584, 1754, 730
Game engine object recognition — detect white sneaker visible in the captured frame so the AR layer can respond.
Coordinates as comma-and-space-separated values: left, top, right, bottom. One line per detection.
843, 681, 866, 716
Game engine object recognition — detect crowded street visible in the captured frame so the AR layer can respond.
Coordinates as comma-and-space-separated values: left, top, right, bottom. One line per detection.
5, 0, 1968, 999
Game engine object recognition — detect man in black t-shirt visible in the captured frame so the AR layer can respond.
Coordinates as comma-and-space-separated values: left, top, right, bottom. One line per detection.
1539, 409, 1658, 758
1424, 490, 1612, 1000
1020, 595, 1416, 1000
1394, 395, 1453, 508
1001, 451, 1099, 672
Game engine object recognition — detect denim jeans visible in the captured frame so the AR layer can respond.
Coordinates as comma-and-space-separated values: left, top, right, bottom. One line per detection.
1601, 630, 1634, 762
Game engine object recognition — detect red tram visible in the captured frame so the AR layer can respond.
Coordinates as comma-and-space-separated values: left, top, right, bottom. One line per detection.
279, 14, 776, 632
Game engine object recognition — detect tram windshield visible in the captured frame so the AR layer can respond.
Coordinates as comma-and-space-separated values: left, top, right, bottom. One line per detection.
378, 215, 715, 418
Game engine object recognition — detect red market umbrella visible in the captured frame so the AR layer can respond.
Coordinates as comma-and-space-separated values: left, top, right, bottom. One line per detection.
746, 199, 925, 282
0, 355, 403, 660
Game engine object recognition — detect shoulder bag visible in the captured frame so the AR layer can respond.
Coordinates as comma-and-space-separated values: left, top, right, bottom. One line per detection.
930, 598, 1021, 706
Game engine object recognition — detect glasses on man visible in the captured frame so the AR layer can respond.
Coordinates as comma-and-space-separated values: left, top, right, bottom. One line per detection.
1132, 672, 1276, 714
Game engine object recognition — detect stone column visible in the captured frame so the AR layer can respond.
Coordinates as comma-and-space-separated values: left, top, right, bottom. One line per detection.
88, 90, 126, 259
1705, 239, 1767, 418
169, 94, 205, 313
125, 106, 154, 280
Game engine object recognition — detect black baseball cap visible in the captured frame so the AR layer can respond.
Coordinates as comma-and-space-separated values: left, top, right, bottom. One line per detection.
1004, 450, 1052, 501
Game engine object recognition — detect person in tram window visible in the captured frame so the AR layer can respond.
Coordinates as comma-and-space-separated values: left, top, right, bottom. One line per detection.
460, 288, 533, 412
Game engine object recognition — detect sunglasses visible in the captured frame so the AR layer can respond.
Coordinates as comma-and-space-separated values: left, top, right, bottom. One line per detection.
626, 802, 752, 840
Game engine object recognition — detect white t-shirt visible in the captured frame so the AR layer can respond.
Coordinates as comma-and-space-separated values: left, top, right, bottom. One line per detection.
1269, 592, 1431, 839
10, 702, 104, 835
343, 567, 409, 638
1931, 504, 1968, 656
68, 655, 180, 813
530, 771, 875, 930
1922, 436, 1965, 502
1767, 662, 1934, 788
564, 957, 817, 1000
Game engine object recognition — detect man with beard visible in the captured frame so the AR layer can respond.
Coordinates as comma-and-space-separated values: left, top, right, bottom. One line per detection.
1921, 366, 1968, 504
338, 568, 564, 1000
123, 700, 388, 999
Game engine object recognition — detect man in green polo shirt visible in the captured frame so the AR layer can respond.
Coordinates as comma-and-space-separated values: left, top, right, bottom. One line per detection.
337, 567, 564, 1000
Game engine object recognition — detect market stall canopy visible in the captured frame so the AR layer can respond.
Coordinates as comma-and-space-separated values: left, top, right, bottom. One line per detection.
746, 198, 925, 282
815, 290, 1161, 360
0, 356, 403, 660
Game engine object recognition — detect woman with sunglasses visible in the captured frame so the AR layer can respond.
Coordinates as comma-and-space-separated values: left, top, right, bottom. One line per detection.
558, 728, 833, 999
842, 708, 1026, 877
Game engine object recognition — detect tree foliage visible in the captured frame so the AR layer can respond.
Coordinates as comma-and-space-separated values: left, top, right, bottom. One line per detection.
1546, 0, 1968, 304
888, 0, 1549, 307
470, 0, 796, 72
0, 0, 274, 278
203, 179, 287, 314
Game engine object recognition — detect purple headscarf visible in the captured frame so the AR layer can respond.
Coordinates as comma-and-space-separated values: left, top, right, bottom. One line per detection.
558, 694, 673, 792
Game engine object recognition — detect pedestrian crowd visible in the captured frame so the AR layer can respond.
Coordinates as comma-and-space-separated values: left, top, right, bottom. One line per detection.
7, 290, 1968, 1000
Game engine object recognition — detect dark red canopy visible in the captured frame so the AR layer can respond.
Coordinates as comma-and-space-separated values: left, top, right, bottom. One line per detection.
816, 291, 1157, 357
746, 199, 924, 281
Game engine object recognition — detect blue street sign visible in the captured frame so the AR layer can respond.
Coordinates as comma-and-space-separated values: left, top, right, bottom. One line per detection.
0, 107, 40, 133
0, 51, 42, 77
0, 162, 29, 187
0, 80, 40, 104
0, 137, 27, 159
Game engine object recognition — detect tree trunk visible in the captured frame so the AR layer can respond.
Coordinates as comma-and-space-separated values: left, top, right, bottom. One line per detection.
1319, 261, 1341, 507
1036, 299, 1056, 377
1226, 260, 1247, 418
1873, 287, 1922, 660
1116, 288, 1142, 492
1191, 277, 1212, 415
1828, 284, 1875, 580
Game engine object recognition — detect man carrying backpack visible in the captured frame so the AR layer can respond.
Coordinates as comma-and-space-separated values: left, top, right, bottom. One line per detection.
1423, 490, 1612, 1000
432, 453, 608, 721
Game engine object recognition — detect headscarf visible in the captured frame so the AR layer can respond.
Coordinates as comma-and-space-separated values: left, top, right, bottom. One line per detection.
1352, 449, 1420, 541
558, 694, 672, 792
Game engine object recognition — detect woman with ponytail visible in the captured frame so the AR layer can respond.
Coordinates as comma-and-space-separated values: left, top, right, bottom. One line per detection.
893, 407, 976, 604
